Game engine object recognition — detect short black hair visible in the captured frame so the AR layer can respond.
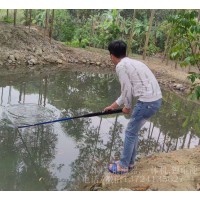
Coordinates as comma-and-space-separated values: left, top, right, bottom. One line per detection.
108, 40, 127, 58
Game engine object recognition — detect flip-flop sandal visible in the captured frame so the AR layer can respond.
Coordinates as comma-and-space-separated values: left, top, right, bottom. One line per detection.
128, 164, 135, 171
108, 163, 128, 174
111, 160, 134, 171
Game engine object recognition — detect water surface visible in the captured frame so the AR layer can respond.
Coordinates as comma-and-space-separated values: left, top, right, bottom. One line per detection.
0, 69, 200, 190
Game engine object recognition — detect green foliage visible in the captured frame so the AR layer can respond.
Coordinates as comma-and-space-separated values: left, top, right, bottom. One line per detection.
53, 10, 75, 42
65, 38, 89, 48
0, 9, 170, 56
67, 10, 124, 49
188, 72, 200, 83
3, 16, 13, 23
188, 72, 200, 100
34, 9, 46, 27
169, 10, 200, 65
148, 42, 160, 55
130, 18, 148, 54
168, 10, 200, 100
155, 20, 169, 51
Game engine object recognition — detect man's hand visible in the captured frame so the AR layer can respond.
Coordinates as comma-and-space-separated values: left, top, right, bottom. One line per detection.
104, 106, 114, 111
122, 107, 131, 114
104, 102, 119, 112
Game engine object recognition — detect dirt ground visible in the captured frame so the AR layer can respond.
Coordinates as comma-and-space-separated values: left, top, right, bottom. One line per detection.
0, 23, 200, 191
100, 146, 200, 191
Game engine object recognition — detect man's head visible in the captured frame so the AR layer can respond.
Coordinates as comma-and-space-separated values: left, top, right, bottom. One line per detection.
108, 40, 127, 65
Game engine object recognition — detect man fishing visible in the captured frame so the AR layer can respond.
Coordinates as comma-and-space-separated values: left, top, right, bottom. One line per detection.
104, 40, 162, 174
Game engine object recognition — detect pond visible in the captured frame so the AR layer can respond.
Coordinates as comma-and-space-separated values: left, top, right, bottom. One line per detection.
0, 68, 200, 191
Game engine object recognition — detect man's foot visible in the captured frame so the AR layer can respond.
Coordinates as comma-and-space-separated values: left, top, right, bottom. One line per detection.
128, 163, 135, 171
108, 161, 128, 174
112, 160, 135, 171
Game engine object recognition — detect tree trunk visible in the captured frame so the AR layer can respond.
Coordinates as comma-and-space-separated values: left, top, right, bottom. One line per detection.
89, 117, 102, 173
181, 133, 187, 149
174, 60, 178, 69
7, 9, 9, 20
43, 76, 48, 107
165, 36, 174, 66
167, 137, 172, 152
44, 9, 49, 38
127, 9, 136, 56
187, 132, 193, 149
25, 9, 28, 26
162, 131, 167, 152
19, 85, 23, 103
8, 86, 12, 104
29, 9, 32, 32
1, 88, 4, 105
174, 138, 179, 150
196, 10, 200, 57
23, 83, 26, 103
154, 129, 161, 151
162, 32, 170, 62
143, 9, 155, 60
13, 9, 17, 26
38, 79, 43, 105
107, 115, 119, 162
49, 9, 54, 43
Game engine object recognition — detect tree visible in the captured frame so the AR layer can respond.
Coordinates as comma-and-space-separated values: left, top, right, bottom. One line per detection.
127, 9, 136, 56
44, 9, 49, 38
53, 10, 76, 42
13, 9, 17, 26
169, 10, 200, 100
6, 9, 9, 20
49, 9, 54, 43
29, 9, 32, 32
143, 9, 155, 60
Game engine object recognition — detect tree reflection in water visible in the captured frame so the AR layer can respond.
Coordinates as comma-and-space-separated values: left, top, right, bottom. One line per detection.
0, 124, 58, 190
0, 70, 200, 190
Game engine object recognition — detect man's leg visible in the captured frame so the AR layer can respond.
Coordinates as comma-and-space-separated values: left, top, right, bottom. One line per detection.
119, 102, 146, 168
128, 99, 162, 167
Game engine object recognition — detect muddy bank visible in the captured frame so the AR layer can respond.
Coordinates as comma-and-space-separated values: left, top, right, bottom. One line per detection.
0, 23, 114, 74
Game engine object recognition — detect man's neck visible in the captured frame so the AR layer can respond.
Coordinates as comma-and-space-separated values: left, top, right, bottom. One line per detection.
115, 56, 126, 65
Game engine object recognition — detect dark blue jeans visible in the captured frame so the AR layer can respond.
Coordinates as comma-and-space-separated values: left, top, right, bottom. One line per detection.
119, 98, 162, 168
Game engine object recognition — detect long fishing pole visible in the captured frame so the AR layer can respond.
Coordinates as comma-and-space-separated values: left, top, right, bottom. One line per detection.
17, 108, 123, 129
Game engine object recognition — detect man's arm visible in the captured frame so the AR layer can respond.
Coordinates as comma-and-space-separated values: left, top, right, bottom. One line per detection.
104, 65, 132, 114
117, 65, 133, 112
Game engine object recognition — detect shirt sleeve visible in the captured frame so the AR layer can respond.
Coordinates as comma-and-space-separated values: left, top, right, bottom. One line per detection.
115, 94, 123, 106
115, 65, 133, 109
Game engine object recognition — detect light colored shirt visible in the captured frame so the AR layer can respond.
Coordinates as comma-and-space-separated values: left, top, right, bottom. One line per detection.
115, 57, 162, 109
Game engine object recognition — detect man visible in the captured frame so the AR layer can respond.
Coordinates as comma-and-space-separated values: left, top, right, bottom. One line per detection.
104, 40, 162, 174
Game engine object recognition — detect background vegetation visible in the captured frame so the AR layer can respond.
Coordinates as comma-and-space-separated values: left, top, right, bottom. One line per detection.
0, 9, 199, 99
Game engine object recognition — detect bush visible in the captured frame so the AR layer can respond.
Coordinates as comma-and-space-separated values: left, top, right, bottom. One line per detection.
3, 16, 13, 23
65, 40, 79, 48
65, 38, 89, 48
147, 43, 160, 56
